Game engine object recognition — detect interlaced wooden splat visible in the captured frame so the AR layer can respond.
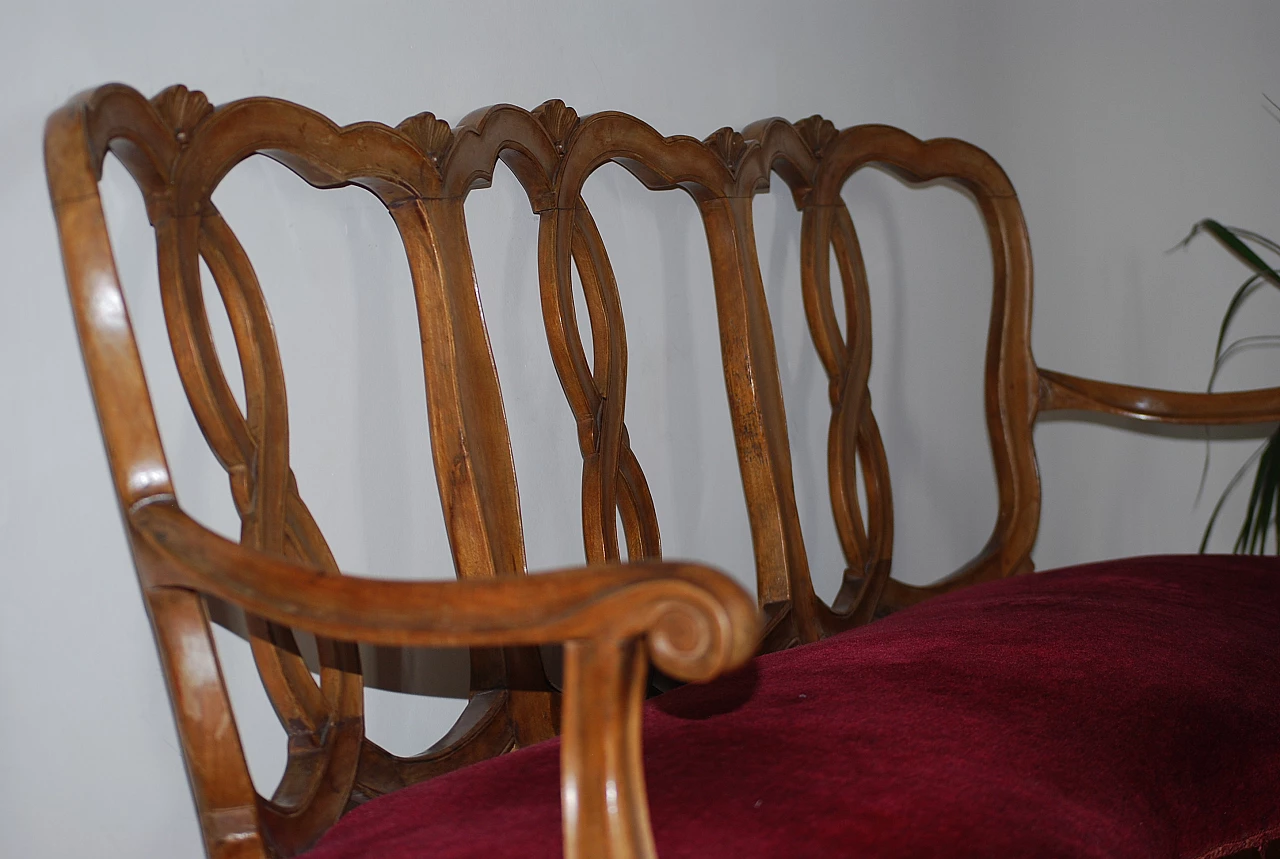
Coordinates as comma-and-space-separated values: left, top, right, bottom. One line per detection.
527, 101, 662, 566
798, 123, 1041, 616
737, 117, 1042, 634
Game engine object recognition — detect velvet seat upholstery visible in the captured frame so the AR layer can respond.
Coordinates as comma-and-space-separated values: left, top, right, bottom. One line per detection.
309, 555, 1280, 859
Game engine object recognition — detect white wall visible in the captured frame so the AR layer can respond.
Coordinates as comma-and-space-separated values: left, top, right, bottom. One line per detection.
3, 1, 1279, 855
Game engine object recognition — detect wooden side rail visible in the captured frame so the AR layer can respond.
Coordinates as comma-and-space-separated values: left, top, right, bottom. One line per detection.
1039, 368, 1280, 425
880, 373, 1280, 614
130, 500, 758, 859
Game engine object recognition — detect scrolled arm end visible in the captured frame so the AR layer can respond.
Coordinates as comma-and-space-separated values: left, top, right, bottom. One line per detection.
130, 501, 762, 670
634, 570, 760, 683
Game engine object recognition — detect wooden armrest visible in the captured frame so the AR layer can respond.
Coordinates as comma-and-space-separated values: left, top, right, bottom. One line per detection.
1039, 368, 1280, 425
131, 500, 759, 683
131, 500, 758, 859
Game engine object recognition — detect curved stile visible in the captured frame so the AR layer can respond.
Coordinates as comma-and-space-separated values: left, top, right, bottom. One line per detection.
395, 103, 581, 761
822, 206, 896, 623
46, 83, 269, 859
421, 101, 570, 726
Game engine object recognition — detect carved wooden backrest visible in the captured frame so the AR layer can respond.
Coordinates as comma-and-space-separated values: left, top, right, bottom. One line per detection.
769, 121, 1041, 622
506, 109, 1040, 648
47, 83, 1062, 855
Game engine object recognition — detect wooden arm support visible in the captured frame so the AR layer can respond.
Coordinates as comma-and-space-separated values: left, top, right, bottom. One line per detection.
130, 500, 760, 859
1039, 368, 1280, 425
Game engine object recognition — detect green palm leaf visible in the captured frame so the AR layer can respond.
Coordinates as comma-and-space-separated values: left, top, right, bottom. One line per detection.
1183, 216, 1280, 555
1177, 220, 1280, 289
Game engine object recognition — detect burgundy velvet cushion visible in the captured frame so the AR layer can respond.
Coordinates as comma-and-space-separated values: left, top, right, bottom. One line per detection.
308, 555, 1280, 858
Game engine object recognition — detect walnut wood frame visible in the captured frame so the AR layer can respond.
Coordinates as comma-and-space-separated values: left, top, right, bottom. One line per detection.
45, 84, 1280, 859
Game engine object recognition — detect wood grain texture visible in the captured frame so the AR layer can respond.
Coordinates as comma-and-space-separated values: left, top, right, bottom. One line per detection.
46, 84, 1280, 858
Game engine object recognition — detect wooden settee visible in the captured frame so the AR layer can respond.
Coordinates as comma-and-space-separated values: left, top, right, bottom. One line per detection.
45, 84, 1280, 859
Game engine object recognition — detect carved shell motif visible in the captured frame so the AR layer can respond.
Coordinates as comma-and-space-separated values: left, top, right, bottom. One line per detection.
794, 115, 838, 157
532, 99, 580, 153
397, 112, 455, 165
703, 126, 750, 176
151, 85, 213, 144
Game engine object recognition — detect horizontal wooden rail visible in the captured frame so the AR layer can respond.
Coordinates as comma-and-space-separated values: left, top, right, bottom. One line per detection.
1039, 368, 1280, 425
